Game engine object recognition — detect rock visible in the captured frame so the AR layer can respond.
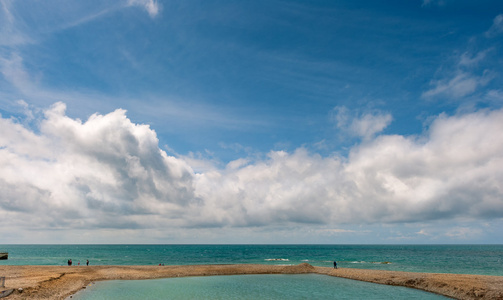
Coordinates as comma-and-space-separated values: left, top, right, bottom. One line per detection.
0, 289, 14, 298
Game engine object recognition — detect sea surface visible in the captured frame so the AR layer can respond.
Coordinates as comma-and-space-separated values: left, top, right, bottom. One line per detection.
1, 244, 502, 276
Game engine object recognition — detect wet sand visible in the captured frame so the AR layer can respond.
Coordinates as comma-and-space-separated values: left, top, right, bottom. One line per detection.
0, 264, 502, 299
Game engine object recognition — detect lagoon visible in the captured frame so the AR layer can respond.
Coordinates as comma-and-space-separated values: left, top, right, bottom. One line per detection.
70, 274, 450, 300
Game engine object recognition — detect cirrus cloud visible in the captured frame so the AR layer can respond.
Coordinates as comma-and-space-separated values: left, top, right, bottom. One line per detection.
485, 14, 503, 38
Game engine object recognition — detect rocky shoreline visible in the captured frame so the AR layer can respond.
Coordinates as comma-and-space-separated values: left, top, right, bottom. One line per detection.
0, 264, 502, 299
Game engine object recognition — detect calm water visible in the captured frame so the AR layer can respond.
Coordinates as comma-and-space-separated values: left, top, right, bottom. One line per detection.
70, 274, 450, 300
1, 244, 502, 275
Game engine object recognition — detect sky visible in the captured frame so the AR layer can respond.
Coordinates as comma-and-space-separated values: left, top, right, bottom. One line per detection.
1, 0, 503, 244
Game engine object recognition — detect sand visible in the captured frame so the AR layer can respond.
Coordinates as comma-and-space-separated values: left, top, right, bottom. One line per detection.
0, 264, 502, 299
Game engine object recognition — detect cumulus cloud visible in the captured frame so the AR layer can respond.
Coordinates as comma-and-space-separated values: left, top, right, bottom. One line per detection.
345, 109, 503, 222
1, 103, 503, 235
0, 102, 196, 230
193, 149, 346, 227
128, 0, 160, 18
195, 107, 503, 226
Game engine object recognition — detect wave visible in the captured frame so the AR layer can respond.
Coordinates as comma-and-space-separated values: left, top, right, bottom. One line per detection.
264, 258, 289, 261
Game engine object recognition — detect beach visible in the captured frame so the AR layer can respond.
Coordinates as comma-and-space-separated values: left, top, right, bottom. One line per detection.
1, 264, 502, 299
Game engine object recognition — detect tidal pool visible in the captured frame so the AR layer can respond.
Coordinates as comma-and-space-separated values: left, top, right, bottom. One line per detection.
71, 274, 449, 299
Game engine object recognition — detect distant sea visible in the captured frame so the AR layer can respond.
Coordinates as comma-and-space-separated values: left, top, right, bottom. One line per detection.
1, 244, 502, 276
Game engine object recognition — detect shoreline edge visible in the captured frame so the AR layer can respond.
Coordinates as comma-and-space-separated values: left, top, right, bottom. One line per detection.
1, 264, 502, 299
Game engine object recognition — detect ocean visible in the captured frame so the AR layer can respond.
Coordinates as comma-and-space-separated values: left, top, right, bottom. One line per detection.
1, 244, 502, 275
3, 244, 500, 299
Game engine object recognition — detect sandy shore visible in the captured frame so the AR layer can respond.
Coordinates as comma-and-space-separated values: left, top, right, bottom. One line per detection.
1, 264, 502, 299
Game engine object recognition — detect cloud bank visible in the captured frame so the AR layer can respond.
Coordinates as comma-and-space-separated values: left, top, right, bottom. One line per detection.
1, 103, 502, 235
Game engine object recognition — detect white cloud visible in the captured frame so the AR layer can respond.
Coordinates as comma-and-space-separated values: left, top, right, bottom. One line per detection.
422, 48, 496, 100
128, 0, 160, 18
0, 102, 196, 230
485, 89, 503, 103
459, 49, 491, 67
347, 108, 503, 221
0, 52, 34, 92
196, 107, 503, 226
423, 16, 502, 101
416, 229, 429, 236
193, 149, 346, 227
485, 14, 503, 38
351, 113, 393, 140
332, 106, 392, 140
1, 103, 503, 238
422, 71, 492, 99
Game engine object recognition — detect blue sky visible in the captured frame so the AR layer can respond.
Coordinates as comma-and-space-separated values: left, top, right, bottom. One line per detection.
1, 0, 503, 244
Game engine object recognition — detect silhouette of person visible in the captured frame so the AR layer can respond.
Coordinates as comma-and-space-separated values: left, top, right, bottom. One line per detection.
333, 261, 337, 269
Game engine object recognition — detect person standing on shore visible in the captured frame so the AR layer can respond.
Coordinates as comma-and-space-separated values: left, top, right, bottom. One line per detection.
86, 259, 89, 266
333, 261, 337, 269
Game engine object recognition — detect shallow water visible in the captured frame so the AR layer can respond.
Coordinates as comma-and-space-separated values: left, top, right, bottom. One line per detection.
70, 274, 450, 300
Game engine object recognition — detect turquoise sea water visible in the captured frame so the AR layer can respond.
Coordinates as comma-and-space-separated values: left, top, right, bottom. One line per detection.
1, 244, 502, 275
3, 245, 499, 299
70, 274, 450, 300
